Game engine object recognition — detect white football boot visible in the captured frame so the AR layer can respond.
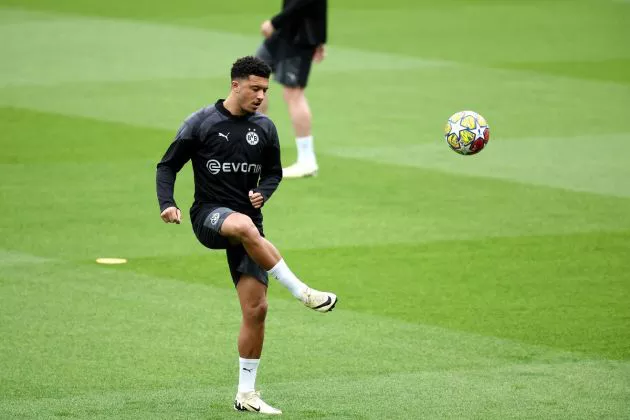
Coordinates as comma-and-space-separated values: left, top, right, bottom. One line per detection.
234, 390, 282, 415
301, 288, 338, 312
282, 162, 318, 178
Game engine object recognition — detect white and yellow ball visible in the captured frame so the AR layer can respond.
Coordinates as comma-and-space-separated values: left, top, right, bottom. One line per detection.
444, 110, 490, 155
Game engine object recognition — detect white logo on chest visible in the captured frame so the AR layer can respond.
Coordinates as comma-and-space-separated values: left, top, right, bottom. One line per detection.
218, 132, 230, 141
246, 128, 259, 146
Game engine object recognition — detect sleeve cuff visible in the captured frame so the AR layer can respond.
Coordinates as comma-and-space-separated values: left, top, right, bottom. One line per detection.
160, 202, 178, 212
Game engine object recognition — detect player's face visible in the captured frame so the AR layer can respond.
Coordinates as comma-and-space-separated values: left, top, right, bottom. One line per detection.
237, 75, 269, 113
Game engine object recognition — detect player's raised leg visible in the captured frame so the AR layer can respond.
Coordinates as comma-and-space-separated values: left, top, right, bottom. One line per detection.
233, 275, 282, 415
221, 212, 337, 312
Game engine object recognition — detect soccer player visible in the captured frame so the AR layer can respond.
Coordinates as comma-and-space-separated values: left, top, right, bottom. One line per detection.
155, 56, 338, 415
256, 0, 327, 178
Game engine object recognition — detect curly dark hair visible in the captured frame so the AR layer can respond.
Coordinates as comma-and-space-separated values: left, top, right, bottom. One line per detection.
230, 56, 271, 80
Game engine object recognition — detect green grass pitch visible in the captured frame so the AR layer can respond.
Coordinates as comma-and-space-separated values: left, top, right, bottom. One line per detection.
1, 0, 629, 418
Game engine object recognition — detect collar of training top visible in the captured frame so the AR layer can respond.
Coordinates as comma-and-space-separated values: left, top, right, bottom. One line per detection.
215, 99, 254, 120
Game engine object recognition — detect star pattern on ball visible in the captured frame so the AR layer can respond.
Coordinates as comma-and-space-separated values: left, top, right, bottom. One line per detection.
448, 119, 466, 139
473, 124, 487, 140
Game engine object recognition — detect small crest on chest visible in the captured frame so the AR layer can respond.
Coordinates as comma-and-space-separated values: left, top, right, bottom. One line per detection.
246, 128, 260, 146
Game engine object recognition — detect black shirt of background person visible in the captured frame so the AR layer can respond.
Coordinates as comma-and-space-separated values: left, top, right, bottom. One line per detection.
271, 0, 327, 46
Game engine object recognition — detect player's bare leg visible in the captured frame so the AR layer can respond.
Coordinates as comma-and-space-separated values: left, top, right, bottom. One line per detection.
236, 275, 267, 359
221, 213, 337, 312
233, 275, 281, 415
282, 86, 318, 178
283, 87, 311, 137
258, 93, 269, 115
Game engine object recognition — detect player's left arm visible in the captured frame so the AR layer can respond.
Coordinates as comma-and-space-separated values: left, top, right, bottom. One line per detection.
252, 124, 283, 206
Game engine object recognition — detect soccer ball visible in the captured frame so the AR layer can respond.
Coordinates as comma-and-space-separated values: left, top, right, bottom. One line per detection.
444, 110, 490, 155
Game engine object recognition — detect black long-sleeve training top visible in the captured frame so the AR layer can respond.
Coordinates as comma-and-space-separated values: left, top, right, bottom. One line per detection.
156, 100, 282, 218
271, 0, 327, 46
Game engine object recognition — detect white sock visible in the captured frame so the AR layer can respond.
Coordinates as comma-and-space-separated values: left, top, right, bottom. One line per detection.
296, 136, 316, 167
238, 357, 260, 393
268, 259, 308, 300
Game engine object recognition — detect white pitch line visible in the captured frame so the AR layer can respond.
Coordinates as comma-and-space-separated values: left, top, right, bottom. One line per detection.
0, 249, 53, 266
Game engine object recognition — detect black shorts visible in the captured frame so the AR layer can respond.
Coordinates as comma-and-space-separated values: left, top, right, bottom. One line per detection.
256, 35, 315, 88
191, 205, 268, 287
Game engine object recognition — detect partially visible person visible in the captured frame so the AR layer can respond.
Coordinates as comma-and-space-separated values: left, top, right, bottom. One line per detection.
256, 0, 327, 178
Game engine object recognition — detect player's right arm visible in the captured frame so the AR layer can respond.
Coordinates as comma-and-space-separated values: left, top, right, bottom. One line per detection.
160, 206, 182, 224
156, 121, 196, 223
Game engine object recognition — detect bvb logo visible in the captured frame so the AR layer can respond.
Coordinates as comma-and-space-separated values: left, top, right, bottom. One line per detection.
246, 130, 259, 145
210, 212, 220, 225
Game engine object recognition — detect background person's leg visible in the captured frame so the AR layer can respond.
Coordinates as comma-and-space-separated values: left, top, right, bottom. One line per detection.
282, 86, 318, 177
283, 86, 311, 138
259, 94, 270, 115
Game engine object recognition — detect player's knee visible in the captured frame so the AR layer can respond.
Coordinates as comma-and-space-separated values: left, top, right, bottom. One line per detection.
240, 222, 261, 243
244, 299, 268, 323
229, 214, 260, 241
